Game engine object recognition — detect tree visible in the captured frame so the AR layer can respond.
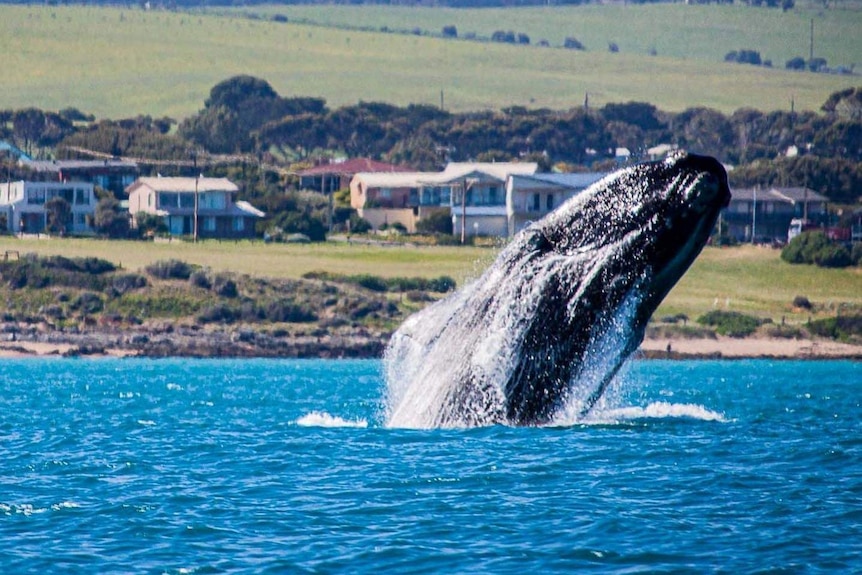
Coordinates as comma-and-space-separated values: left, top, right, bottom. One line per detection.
92, 197, 130, 238
134, 212, 168, 237
45, 196, 71, 235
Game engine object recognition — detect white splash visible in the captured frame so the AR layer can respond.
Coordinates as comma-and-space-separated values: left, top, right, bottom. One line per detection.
296, 411, 368, 428
585, 402, 726, 424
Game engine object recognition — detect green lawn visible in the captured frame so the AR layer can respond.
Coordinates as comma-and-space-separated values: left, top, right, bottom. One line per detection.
1, 237, 859, 325
0, 5, 857, 119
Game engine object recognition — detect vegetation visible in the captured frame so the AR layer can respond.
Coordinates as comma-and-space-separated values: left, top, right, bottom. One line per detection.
781, 231, 854, 268
697, 310, 764, 338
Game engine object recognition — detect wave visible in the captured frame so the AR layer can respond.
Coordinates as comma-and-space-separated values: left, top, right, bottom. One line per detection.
554, 402, 726, 426
295, 411, 368, 429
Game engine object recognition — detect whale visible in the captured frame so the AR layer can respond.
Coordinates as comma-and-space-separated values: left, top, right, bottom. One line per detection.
384, 153, 731, 428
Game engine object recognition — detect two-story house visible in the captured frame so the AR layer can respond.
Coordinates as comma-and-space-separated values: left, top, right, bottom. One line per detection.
25, 159, 139, 198
126, 177, 264, 239
350, 162, 538, 236
723, 186, 828, 243
506, 172, 607, 236
0, 180, 96, 234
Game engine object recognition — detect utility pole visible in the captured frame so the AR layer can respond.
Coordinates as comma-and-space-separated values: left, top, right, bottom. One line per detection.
460, 178, 467, 244
809, 18, 814, 61
192, 151, 199, 243
751, 186, 757, 243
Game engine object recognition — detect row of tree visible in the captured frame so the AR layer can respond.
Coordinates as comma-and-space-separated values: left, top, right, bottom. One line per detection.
2, 77, 861, 212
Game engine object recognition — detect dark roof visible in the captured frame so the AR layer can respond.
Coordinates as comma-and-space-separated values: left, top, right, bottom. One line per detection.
26, 159, 138, 172
297, 158, 412, 177
731, 187, 827, 203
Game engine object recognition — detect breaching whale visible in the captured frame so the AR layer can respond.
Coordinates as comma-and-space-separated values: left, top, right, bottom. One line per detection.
384, 153, 731, 428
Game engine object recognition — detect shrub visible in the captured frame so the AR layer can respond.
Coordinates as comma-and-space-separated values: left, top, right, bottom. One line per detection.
781, 231, 850, 268
808, 315, 862, 341
212, 275, 238, 298
189, 270, 212, 290
786, 56, 806, 70
197, 303, 236, 324
145, 259, 195, 280
263, 300, 317, 323
354, 274, 389, 292
349, 215, 372, 234
852, 243, 862, 266
406, 290, 434, 303
563, 37, 585, 50
697, 310, 762, 338
416, 211, 453, 235
792, 295, 813, 310
442, 25, 457, 38
111, 273, 148, 295
813, 244, 852, 268
42, 255, 115, 275
71, 292, 104, 314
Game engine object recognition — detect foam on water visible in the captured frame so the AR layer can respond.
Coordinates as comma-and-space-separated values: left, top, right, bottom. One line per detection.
296, 411, 368, 428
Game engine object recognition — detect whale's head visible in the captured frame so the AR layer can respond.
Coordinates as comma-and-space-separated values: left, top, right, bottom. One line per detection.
536, 153, 730, 320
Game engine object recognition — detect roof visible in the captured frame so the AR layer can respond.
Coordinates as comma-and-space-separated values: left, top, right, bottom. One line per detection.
352, 172, 430, 188
297, 158, 412, 177
130, 177, 239, 194
26, 159, 138, 172
510, 172, 607, 190
731, 187, 827, 203
233, 200, 265, 218
438, 162, 538, 183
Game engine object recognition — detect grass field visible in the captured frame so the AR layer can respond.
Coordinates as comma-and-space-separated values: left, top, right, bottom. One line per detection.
1, 237, 859, 325
1, 5, 858, 119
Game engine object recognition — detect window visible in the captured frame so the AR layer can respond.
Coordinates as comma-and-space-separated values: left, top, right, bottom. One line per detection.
488, 186, 499, 205
159, 192, 179, 208
201, 193, 226, 210
233, 217, 245, 232
28, 187, 46, 205
203, 217, 216, 232
75, 188, 90, 205
180, 194, 195, 209
546, 194, 554, 211
531, 193, 540, 211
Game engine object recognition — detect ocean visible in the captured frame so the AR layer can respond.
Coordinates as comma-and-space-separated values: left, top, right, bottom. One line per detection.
1, 358, 860, 574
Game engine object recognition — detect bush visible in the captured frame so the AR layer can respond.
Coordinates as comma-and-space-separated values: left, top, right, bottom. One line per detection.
563, 37, 585, 50
697, 310, 762, 338
42, 255, 115, 275
349, 215, 372, 234
852, 243, 862, 266
808, 315, 862, 341
792, 295, 813, 310
197, 303, 236, 324
71, 292, 104, 314
212, 275, 238, 298
416, 211, 453, 235
263, 300, 317, 323
813, 244, 852, 268
786, 56, 806, 70
145, 259, 195, 280
111, 273, 148, 295
189, 270, 212, 290
781, 231, 850, 268
442, 25, 457, 38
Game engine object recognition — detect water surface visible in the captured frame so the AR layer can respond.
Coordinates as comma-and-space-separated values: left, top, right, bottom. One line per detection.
1, 359, 860, 573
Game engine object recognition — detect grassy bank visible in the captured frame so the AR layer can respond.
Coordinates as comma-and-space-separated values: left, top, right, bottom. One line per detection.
0, 5, 856, 118
1, 237, 859, 326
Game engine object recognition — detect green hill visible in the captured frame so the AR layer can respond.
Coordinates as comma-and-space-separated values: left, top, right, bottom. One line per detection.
0, 4, 858, 119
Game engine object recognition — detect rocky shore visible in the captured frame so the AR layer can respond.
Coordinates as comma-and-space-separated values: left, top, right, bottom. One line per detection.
2, 321, 861, 360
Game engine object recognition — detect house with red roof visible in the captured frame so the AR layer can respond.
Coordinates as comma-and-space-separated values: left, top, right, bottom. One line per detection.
297, 158, 412, 194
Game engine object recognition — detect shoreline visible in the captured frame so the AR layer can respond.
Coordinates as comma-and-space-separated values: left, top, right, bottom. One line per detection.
1, 334, 860, 361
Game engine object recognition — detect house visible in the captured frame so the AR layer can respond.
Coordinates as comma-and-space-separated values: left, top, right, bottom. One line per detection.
350, 162, 538, 236
126, 177, 264, 239
0, 180, 96, 234
24, 159, 139, 197
506, 172, 607, 236
297, 158, 412, 194
722, 186, 828, 243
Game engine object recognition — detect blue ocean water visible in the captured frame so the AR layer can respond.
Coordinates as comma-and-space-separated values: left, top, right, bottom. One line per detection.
1, 358, 860, 574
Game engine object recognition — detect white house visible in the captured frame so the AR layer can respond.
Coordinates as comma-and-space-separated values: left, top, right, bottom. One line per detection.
0, 180, 96, 234
127, 177, 264, 238
350, 162, 538, 236
506, 172, 607, 236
